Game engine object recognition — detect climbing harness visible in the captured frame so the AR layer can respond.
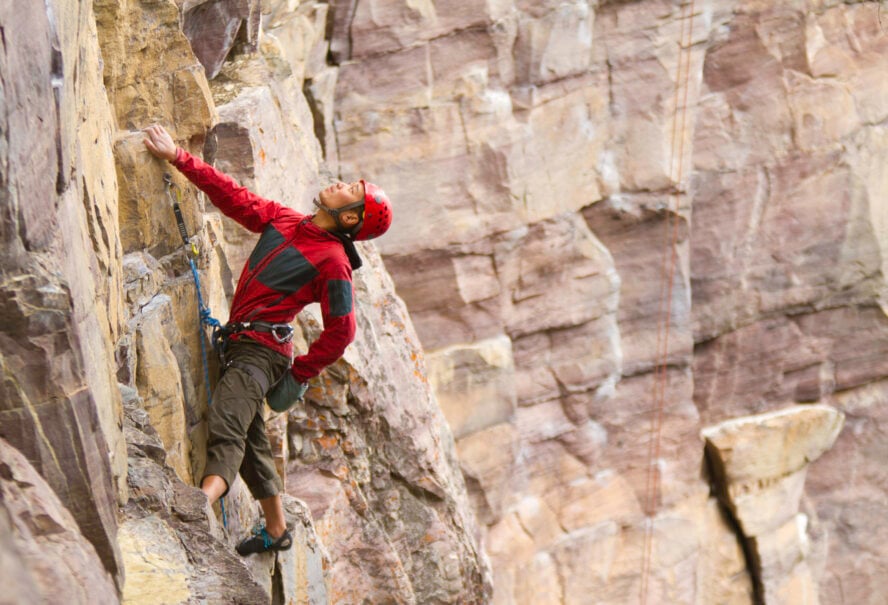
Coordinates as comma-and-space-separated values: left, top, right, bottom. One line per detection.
639, 2, 698, 603
214, 321, 294, 366
164, 173, 228, 530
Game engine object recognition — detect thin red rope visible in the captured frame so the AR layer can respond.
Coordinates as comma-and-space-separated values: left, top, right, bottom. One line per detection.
639, 1, 697, 603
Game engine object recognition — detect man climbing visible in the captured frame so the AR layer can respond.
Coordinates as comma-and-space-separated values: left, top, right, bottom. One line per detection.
143, 124, 392, 556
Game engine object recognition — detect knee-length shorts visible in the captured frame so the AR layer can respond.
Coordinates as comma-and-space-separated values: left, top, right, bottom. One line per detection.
202, 338, 290, 500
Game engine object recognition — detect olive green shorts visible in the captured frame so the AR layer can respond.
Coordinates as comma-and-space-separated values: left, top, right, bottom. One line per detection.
202, 338, 290, 500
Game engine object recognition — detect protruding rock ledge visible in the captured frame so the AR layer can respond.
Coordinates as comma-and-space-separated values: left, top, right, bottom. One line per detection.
702, 404, 844, 604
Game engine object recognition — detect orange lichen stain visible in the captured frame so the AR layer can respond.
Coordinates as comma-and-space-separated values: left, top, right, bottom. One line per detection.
422, 533, 436, 544
315, 434, 339, 450
259, 148, 267, 163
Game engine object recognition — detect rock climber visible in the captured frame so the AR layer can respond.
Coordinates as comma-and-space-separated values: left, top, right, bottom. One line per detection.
143, 124, 392, 556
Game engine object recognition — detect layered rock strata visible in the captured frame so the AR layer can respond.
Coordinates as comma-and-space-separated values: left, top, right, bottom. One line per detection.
0, 0, 127, 586
3, 0, 490, 603
0, 437, 118, 604
328, 0, 886, 603
2, 0, 887, 604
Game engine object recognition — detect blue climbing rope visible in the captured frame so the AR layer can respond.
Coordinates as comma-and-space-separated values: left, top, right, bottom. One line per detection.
165, 173, 228, 530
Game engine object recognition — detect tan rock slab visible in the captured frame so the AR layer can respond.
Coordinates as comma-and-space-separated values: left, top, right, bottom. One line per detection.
457, 423, 522, 523
427, 335, 517, 440
120, 515, 193, 605
702, 404, 844, 488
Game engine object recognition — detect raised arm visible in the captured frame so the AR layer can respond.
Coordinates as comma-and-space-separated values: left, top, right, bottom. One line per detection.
143, 124, 285, 233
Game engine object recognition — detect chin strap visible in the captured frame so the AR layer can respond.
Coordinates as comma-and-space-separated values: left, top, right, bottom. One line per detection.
312, 199, 364, 270
313, 198, 364, 239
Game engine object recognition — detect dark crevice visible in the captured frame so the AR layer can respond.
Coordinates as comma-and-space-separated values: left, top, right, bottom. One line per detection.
346, 0, 358, 63
271, 556, 285, 605
302, 79, 327, 159
51, 46, 66, 195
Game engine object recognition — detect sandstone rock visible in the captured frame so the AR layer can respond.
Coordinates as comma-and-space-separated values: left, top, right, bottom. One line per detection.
512, 551, 562, 605
284, 245, 492, 603
497, 214, 619, 340
6, 0, 888, 603
513, 495, 566, 552
703, 405, 843, 603
118, 515, 196, 605
691, 151, 884, 340
303, 66, 340, 167
51, 0, 130, 503
794, 306, 888, 394
342, 0, 498, 60
803, 379, 888, 604
426, 335, 517, 440
115, 132, 205, 257
261, 1, 329, 82
276, 496, 331, 605
692, 316, 826, 423
383, 246, 505, 350
556, 470, 642, 533
0, 0, 59, 253
513, 1, 595, 86
702, 405, 844, 529
133, 294, 193, 484
584, 199, 693, 374
326, 0, 359, 64
457, 423, 522, 524
203, 78, 324, 280
0, 437, 118, 604
695, 499, 755, 605
324, 1, 888, 602
289, 467, 415, 604
752, 514, 816, 604
183, 0, 261, 80
1, 0, 125, 583
588, 367, 702, 511
94, 0, 215, 133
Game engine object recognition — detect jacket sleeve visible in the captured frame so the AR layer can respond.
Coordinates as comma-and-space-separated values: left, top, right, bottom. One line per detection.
291, 262, 357, 382
172, 148, 286, 233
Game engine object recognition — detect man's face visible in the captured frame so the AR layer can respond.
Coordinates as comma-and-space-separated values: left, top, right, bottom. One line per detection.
319, 181, 365, 209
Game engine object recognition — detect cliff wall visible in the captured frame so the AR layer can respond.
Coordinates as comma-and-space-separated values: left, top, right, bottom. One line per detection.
1, 1, 886, 604
327, 0, 887, 603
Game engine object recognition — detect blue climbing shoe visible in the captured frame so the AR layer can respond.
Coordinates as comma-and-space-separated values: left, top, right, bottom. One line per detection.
236, 526, 293, 556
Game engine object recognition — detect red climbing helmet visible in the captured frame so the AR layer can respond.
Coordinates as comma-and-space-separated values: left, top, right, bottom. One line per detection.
354, 180, 392, 241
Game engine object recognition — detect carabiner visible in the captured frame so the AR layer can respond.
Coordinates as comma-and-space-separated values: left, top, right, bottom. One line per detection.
271, 324, 294, 344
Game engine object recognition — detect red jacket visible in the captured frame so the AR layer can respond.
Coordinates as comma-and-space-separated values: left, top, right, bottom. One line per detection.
172, 148, 356, 382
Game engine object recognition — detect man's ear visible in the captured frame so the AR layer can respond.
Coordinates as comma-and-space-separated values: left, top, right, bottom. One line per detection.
341, 210, 361, 226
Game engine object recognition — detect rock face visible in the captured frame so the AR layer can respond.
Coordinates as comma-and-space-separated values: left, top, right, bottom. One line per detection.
329, 0, 886, 603
0, 0, 126, 586
1, 0, 886, 604
0, 437, 118, 604
3, 0, 489, 603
